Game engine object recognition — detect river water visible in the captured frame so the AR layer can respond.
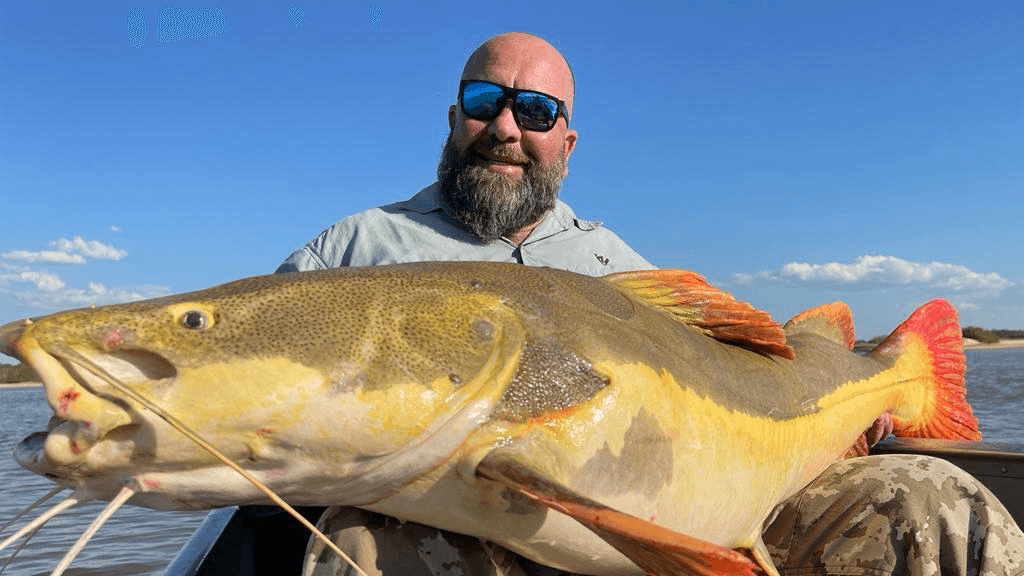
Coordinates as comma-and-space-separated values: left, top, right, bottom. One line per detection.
0, 385, 206, 576
0, 347, 1022, 575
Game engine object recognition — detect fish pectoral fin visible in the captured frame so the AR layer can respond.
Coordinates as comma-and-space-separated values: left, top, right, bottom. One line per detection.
476, 453, 761, 576
604, 269, 794, 360
750, 535, 782, 576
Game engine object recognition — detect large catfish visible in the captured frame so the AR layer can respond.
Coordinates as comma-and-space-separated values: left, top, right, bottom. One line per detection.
0, 262, 980, 576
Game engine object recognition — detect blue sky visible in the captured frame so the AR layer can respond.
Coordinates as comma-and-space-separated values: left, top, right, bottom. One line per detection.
1, 1, 1021, 341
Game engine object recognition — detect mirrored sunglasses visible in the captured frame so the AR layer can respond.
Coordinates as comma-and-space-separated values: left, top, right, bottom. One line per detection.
459, 80, 569, 132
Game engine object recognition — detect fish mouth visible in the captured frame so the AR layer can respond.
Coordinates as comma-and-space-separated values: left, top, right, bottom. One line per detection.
1, 318, 175, 472
0, 317, 30, 358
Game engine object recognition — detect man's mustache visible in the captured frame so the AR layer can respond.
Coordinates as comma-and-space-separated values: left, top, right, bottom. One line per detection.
472, 143, 532, 166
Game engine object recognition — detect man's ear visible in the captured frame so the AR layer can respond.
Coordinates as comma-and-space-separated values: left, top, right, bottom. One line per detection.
562, 129, 578, 177
448, 104, 456, 131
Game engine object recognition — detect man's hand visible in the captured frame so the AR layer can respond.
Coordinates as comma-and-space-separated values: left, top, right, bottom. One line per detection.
844, 413, 894, 458
865, 412, 894, 447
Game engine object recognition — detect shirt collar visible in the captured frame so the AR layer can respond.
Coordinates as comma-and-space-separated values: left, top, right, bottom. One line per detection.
395, 182, 581, 245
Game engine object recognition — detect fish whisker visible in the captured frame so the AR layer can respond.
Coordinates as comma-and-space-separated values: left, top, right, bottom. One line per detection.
0, 493, 82, 553
50, 485, 134, 576
0, 523, 39, 576
0, 485, 67, 574
53, 343, 371, 576
0, 485, 65, 535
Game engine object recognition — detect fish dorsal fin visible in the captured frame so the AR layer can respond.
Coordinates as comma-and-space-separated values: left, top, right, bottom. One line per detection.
604, 270, 794, 360
476, 452, 762, 576
784, 302, 856, 350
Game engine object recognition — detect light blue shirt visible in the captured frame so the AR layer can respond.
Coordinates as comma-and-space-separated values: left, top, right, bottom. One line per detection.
276, 183, 654, 276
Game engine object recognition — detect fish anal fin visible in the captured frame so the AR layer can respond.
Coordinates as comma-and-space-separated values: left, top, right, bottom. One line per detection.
784, 302, 856, 350
605, 270, 794, 360
476, 453, 762, 576
870, 299, 980, 441
843, 434, 871, 459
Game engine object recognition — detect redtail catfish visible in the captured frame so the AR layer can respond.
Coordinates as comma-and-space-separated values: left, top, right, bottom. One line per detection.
0, 262, 979, 575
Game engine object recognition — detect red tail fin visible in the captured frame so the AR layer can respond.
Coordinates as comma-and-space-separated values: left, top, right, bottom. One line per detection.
869, 300, 980, 441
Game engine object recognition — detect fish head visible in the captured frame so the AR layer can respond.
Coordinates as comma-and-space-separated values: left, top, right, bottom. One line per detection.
0, 264, 526, 509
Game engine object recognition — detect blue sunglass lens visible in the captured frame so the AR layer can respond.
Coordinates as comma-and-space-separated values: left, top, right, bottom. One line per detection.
460, 81, 562, 130
515, 93, 558, 129
461, 83, 504, 119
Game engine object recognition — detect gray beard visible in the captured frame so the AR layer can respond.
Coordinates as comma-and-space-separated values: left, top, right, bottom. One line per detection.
436, 133, 565, 243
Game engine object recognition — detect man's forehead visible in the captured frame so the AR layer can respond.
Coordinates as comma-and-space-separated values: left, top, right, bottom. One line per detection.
461, 35, 574, 105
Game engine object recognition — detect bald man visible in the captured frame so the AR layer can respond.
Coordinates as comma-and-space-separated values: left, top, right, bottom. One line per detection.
277, 32, 652, 276
280, 33, 1023, 576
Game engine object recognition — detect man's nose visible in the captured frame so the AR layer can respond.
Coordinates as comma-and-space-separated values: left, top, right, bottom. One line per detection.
487, 100, 522, 142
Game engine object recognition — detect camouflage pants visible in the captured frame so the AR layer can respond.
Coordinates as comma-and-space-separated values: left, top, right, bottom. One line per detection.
304, 455, 1024, 576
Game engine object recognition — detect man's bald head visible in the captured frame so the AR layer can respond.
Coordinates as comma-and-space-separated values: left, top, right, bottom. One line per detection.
460, 32, 574, 119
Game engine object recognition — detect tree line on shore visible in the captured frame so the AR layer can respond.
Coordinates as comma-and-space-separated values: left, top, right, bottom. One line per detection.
961, 327, 1024, 344
0, 362, 37, 383
853, 327, 1024, 351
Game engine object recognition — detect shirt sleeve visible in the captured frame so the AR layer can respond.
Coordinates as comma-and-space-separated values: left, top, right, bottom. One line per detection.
275, 245, 326, 273
274, 218, 357, 273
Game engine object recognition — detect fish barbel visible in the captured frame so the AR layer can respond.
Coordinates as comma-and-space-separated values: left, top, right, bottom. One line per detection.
0, 262, 980, 576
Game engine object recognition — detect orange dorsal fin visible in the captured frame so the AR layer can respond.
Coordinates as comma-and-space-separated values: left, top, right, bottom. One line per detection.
869, 299, 980, 441
784, 302, 856, 350
605, 270, 794, 359
476, 452, 765, 576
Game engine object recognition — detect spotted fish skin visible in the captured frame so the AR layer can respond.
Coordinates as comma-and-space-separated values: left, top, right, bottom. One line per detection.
0, 262, 978, 576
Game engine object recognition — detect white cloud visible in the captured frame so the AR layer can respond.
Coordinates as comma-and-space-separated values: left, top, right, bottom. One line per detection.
1, 267, 66, 293
51, 236, 128, 261
0, 262, 21, 284
733, 271, 778, 285
110, 225, 120, 232
0, 242, 167, 318
17, 271, 66, 292
735, 255, 1012, 295
1, 250, 87, 264
2, 236, 127, 265
8, 282, 172, 311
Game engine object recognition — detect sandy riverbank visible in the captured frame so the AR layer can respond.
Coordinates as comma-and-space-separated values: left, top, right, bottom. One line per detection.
963, 338, 1024, 350
0, 381, 41, 388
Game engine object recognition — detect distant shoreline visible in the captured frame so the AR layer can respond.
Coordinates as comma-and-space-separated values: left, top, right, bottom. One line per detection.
963, 338, 1024, 350
3, 338, 1023, 389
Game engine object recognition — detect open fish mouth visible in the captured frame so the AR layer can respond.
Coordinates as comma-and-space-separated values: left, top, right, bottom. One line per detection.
0, 318, 174, 474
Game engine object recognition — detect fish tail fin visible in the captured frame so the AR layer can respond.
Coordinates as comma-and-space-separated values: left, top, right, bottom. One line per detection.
868, 300, 981, 440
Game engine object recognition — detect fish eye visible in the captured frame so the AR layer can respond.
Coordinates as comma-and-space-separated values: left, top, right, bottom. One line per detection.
180, 310, 209, 330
